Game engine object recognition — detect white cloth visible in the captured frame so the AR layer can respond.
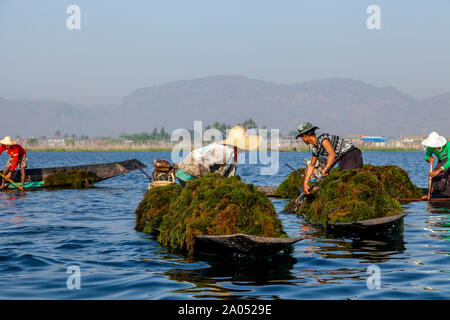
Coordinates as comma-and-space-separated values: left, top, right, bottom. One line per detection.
179, 143, 236, 177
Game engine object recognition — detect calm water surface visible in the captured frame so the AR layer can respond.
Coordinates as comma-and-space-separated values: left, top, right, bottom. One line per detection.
0, 151, 449, 299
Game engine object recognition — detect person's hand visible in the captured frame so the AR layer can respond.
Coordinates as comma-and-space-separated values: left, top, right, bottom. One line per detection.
303, 183, 310, 195
5, 172, 12, 180
428, 157, 435, 164
321, 169, 329, 177
430, 168, 443, 178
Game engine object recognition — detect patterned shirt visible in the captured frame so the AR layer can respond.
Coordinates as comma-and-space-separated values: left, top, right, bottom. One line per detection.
311, 133, 354, 158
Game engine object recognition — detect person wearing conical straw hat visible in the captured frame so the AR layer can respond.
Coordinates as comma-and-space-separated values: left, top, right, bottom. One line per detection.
175, 126, 262, 186
295, 122, 363, 195
0, 136, 28, 189
422, 131, 450, 197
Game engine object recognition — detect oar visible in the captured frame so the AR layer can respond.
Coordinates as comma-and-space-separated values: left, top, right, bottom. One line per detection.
287, 152, 345, 213
0, 172, 23, 190
427, 160, 433, 201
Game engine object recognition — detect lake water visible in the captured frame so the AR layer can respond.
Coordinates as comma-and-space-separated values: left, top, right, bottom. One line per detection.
0, 151, 449, 299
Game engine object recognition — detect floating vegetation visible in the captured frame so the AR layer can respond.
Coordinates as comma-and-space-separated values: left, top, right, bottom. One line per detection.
135, 173, 287, 255
43, 169, 97, 188
276, 167, 305, 199
280, 165, 423, 226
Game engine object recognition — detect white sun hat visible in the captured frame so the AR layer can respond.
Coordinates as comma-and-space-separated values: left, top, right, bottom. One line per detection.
0, 136, 17, 145
220, 126, 262, 151
421, 131, 447, 148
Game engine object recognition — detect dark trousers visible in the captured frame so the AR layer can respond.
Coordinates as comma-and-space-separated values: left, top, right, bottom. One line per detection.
339, 148, 364, 170
432, 160, 450, 196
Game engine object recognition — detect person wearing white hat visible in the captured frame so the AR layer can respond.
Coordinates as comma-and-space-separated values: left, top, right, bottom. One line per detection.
175, 126, 262, 186
422, 131, 450, 197
0, 136, 28, 189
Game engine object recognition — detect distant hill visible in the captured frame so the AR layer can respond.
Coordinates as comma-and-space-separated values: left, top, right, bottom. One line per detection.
0, 76, 448, 137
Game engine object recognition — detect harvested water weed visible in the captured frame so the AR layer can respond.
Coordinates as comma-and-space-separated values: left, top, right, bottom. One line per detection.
43, 169, 97, 188
279, 164, 423, 227
135, 173, 287, 255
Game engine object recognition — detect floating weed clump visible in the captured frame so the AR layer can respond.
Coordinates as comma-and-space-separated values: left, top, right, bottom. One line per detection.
280, 165, 423, 227
367, 165, 423, 199
135, 183, 182, 232
43, 169, 97, 188
135, 173, 286, 255
276, 167, 305, 199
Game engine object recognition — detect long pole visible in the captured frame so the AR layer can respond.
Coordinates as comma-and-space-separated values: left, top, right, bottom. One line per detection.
427, 160, 433, 200
0, 172, 23, 190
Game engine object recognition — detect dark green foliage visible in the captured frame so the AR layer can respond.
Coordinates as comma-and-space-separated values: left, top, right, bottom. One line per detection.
135, 183, 183, 232
135, 174, 286, 255
43, 169, 97, 188
280, 165, 423, 227
366, 164, 423, 199
275, 167, 305, 199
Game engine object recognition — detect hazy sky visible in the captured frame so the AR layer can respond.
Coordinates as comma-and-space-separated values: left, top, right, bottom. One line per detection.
1, 0, 449, 105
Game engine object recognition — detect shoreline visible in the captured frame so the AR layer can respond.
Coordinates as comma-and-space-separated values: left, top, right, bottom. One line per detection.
26, 147, 424, 152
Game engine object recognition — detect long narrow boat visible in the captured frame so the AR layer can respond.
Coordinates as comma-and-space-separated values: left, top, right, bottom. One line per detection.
5, 159, 147, 189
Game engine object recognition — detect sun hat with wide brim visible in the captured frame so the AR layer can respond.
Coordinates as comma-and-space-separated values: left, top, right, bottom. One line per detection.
220, 126, 262, 151
0, 136, 17, 145
295, 122, 319, 139
421, 131, 447, 148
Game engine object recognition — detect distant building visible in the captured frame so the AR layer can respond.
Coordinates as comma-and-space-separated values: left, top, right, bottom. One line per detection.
362, 136, 387, 143
362, 136, 386, 147
48, 137, 65, 146
401, 136, 425, 144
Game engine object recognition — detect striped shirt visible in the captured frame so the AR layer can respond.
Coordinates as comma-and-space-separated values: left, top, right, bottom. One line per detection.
312, 133, 354, 158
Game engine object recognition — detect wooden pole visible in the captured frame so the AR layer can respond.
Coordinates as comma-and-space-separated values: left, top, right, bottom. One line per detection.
427, 160, 433, 201
0, 172, 23, 190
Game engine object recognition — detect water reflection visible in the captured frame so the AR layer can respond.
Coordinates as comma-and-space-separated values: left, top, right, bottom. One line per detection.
163, 256, 297, 299
425, 201, 450, 241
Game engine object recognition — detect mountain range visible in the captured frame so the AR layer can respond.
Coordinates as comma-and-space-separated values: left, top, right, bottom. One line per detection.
1, 76, 448, 137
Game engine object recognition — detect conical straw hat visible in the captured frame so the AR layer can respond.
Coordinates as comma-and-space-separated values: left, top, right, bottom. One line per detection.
421, 132, 447, 148
220, 126, 262, 151
0, 136, 16, 145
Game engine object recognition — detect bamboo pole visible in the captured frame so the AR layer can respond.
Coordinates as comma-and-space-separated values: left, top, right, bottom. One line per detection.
0, 172, 23, 190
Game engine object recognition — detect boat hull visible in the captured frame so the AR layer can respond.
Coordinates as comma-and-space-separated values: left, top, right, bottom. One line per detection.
5, 159, 147, 189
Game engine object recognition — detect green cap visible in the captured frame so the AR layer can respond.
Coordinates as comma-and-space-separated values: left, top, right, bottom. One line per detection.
295, 122, 319, 138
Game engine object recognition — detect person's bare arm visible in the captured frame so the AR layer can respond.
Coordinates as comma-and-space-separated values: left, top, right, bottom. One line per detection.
321, 139, 335, 176
303, 156, 318, 194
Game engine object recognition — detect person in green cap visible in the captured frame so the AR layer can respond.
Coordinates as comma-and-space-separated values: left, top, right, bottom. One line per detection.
421, 131, 450, 197
295, 122, 363, 194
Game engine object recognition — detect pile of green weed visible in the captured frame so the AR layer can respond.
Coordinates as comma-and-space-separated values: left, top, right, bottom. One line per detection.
135, 183, 182, 232
135, 173, 286, 254
43, 169, 97, 188
275, 167, 305, 199
280, 165, 423, 226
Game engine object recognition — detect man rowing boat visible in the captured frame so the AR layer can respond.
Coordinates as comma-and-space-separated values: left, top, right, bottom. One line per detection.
422, 131, 450, 197
0, 136, 27, 189
295, 122, 363, 195
175, 126, 262, 186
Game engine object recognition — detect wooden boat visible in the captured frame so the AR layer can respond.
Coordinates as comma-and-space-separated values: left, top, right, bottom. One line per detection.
194, 233, 302, 256
150, 228, 302, 257
325, 212, 407, 234
5, 159, 147, 189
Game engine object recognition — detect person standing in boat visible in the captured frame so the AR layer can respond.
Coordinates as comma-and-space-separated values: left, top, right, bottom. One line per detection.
422, 131, 450, 197
295, 122, 363, 195
175, 126, 262, 186
0, 136, 28, 189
